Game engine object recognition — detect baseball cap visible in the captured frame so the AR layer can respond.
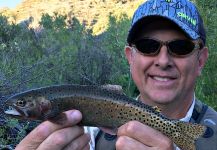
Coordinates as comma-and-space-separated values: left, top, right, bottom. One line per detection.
127, 0, 206, 45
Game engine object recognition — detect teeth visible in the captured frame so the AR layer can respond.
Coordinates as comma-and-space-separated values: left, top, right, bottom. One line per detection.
153, 76, 170, 81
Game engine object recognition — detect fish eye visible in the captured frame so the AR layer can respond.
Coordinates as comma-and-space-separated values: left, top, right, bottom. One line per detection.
16, 99, 27, 107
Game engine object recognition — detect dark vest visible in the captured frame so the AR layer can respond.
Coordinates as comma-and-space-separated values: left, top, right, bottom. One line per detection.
95, 100, 217, 150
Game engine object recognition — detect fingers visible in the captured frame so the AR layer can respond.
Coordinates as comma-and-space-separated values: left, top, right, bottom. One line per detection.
117, 121, 174, 149
116, 136, 149, 150
82, 143, 90, 150
64, 133, 90, 150
37, 126, 86, 150
15, 110, 82, 150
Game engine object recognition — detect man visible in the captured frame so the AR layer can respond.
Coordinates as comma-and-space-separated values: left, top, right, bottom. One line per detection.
15, 0, 217, 150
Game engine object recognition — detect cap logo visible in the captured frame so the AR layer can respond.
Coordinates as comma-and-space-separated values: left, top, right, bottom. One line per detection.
177, 12, 196, 26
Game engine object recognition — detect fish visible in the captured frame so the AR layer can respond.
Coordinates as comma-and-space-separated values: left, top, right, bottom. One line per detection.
4, 84, 206, 150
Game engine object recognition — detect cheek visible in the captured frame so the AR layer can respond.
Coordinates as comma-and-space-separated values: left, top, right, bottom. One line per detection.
175, 58, 200, 82
130, 55, 152, 85
25, 106, 42, 119
130, 54, 152, 71
130, 56, 144, 77
40, 100, 52, 112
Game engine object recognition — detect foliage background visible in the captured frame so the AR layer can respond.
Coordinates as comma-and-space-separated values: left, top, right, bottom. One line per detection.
0, 0, 216, 147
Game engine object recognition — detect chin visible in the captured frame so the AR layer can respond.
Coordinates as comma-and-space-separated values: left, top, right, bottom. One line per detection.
146, 94, 177, 106
153, 99, 175, 105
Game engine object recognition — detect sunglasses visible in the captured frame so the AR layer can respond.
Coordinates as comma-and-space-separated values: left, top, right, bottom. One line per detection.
132, 38, 202, 57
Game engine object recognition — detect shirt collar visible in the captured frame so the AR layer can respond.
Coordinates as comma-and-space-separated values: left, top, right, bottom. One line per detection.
179, 94, 195, 122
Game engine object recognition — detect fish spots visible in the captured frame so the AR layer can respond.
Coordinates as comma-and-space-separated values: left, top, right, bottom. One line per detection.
117, 112, 123, 119
55, 101, 62, 109
173, 132, 181, 138
94, 102, 103, 115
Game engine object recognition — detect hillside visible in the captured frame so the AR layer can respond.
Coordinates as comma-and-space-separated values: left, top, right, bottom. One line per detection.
0, 0, 144, 34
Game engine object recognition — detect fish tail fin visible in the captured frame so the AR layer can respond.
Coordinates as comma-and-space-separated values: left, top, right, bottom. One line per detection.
172, 121, 206, 150
178, 121, 206, 139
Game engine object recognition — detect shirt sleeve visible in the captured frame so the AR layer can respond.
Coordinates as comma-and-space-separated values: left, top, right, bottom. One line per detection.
84, 126, 100, 150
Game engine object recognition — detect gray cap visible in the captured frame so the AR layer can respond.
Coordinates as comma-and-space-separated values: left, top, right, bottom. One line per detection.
127, 0, 206, 44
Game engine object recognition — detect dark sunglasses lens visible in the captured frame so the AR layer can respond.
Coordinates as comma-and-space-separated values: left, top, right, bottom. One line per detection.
135, 39, 160, 55
169, 40, 195, 56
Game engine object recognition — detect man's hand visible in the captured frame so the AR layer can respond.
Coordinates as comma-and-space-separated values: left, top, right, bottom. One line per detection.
15, 110, 90, 150
116, 121, 174, 150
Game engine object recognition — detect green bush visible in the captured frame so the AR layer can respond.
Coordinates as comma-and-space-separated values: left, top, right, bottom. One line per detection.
194, 0, 217, 110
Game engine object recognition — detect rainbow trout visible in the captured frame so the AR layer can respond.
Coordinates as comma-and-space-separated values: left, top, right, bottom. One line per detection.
4, 84, 206, 150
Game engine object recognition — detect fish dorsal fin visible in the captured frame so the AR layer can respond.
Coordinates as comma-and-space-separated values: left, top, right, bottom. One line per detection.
152, 106, 161, 113
101, 84, 123, 94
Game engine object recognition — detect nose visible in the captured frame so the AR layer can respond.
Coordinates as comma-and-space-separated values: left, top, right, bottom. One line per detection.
154, 45, 173, 69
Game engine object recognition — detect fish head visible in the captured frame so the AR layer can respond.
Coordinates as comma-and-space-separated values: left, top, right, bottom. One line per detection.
4, 94, 52, 120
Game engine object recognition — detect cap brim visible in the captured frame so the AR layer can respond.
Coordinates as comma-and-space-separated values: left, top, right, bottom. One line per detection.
127, 15, 199, 44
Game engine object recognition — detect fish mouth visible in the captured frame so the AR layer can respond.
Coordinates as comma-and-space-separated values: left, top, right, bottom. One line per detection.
4, 104, 29, 119
4, 106, 22, 116
4, 98, 28, 118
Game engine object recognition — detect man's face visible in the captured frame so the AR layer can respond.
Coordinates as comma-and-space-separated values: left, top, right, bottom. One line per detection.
125, 21, 208, 107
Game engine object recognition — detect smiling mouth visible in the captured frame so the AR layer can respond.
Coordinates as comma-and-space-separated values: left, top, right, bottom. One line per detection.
150, 75, 176, 82
153, 76, 171, 81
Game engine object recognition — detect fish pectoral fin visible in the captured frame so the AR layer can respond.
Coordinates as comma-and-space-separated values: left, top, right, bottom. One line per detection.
101, 84, 124, 94
152, 106, 161, 113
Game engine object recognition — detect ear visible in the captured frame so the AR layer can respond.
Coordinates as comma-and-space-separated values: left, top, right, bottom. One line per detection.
197, 47, 208, 76
125, 46, 133, 65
